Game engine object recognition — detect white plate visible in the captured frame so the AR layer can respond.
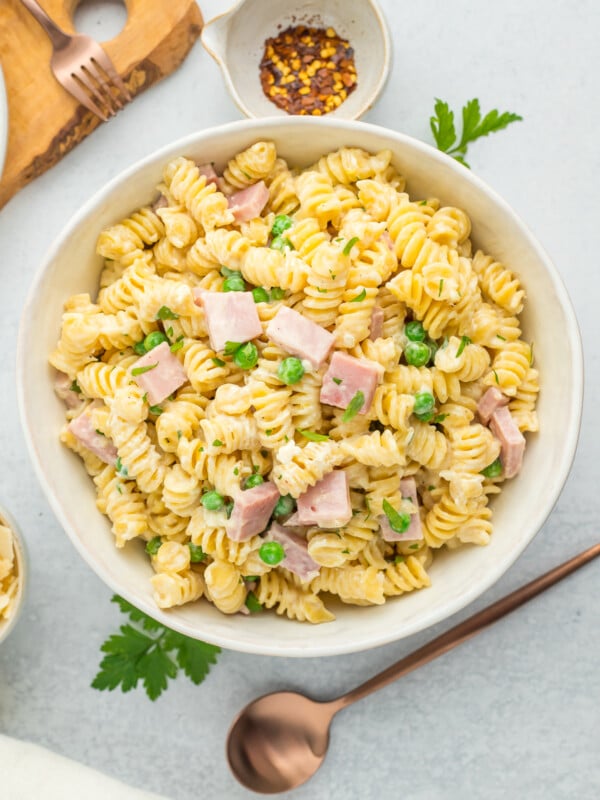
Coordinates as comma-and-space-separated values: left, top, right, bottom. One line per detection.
0, 65, 7, 178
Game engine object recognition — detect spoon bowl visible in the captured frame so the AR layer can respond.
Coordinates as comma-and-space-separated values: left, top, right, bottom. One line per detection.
226, 691, 336, 793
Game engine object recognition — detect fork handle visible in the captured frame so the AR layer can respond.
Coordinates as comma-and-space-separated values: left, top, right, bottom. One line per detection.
18, 0, 71, 48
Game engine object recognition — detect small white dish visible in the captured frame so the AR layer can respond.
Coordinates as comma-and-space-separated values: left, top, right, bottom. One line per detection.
0, 64, 8, 178
201, 0, 391, 120
0, 505, 27, 646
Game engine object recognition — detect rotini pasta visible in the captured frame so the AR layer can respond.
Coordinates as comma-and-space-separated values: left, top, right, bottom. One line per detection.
52, 141, 538, 625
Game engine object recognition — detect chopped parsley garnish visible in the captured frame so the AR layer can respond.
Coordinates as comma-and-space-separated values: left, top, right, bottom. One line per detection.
115, 457, 128, 478
332, 377, 343, 385
456, 335, 472, 357
438, 278, 444, 297
382, 499, 410, 534
297, 429, 329, 442
70, 380, 82, 394
493, 369, 500, 385
212, 439, 223, 447
224, 341, 242, 355
271, 214, 294, 237
343, 236, 359, 255
131, 363, 158, 376
149, 405, 163, 415
169, 337, 184, 353
350, 288, 367, 302
342, 390, 365, 422
211, 357, 226, 367
270, 287, 285, 300
155, 306, 179, 320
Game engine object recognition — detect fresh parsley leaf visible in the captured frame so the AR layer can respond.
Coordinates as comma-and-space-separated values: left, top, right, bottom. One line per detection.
149, 405, 163, 416
92, 596, 221, 700
430, 98, 457, 153
430, 97, 522, 168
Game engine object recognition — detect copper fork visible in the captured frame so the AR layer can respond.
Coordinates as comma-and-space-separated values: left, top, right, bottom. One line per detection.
18, 0, 131, 122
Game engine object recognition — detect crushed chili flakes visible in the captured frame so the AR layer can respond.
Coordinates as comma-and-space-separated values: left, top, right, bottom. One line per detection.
260, 25, 358, 116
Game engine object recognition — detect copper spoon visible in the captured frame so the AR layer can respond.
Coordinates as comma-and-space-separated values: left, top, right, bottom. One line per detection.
227, 543, 600, 794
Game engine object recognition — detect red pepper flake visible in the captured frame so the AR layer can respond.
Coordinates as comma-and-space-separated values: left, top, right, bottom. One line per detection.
259, 25, 358, 116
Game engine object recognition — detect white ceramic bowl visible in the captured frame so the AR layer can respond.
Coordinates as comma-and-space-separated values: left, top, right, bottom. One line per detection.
0, 505, 27, 645
201, 0, 391, 119
18, 118, 582, 657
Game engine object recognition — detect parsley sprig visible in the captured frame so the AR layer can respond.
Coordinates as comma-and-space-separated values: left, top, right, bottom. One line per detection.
92, 596, 221, 700
430, 98, 522, 168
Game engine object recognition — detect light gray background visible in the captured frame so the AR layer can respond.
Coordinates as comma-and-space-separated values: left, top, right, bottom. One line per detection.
0, 1, 598, 798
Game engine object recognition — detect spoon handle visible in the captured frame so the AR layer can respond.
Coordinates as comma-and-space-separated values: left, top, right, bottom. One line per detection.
331, 543, 600, 712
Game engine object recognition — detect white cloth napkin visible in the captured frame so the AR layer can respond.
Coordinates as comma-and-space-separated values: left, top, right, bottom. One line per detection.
0, 734, 170, 800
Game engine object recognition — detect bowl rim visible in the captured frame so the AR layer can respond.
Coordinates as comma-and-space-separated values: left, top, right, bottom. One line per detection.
17, 117, 584, 656
0, 504, 27, 645
200, 0, 392, 120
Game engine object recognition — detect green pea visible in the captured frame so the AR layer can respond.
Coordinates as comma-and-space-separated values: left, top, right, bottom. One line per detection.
259, 541, 285, 566
271, 214, 293, 237
405, 341, 431, 367
233, 342, 258, 370
143, 330, 168, 351
481, 457, 503, 478
145, 536, 162, 556
201, 490, 224, 511
133, 340, 147, 356
223, 274, 246, 292
270, 236, 293, 252
188, 543, 206, 563
245, 591, 263, 613
277, 356, 305, 385
243, 473, 264, 489
273, 494, 296, 517
413, 391, 435, 420
252, 287, 270, 303
270, 287, 285, 300
405, 321, 427, 342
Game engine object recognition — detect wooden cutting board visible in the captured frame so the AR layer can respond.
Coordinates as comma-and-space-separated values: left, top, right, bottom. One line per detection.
0, 0, 204, 209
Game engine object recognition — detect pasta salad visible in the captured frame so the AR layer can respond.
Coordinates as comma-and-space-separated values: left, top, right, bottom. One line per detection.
50, 141, 539, 623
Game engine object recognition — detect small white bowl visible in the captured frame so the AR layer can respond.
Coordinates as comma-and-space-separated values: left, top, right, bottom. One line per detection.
201, 0, 391, 119
18, 118, 583, 657
0, 505, 27, 645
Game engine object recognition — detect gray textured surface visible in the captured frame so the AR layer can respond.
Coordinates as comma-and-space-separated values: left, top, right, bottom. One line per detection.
0, 1, 599, 798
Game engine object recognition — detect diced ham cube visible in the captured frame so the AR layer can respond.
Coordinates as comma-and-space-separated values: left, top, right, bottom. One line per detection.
320, 351, 380, 414
369, 305, 385, 341
68, 409, 117, 465
226, 482, 280, 542
130, 341, 187, 406
489, 406, 526, 479
197, 162, 228, 194
379, 477, 424, 542
53, 371, 84, 410
296, 470, 352, 528
266, 306, 335, 368
267, 522, 320, 582
193, 290, 262, 353
477, 387, 509, 425
227, 181, 270, 223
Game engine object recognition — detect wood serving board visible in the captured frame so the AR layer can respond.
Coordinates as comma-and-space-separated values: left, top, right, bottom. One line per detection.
0, 0, 204, 209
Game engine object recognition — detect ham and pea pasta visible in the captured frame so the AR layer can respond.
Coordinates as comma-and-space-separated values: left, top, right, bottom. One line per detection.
50, 141, 539, 624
